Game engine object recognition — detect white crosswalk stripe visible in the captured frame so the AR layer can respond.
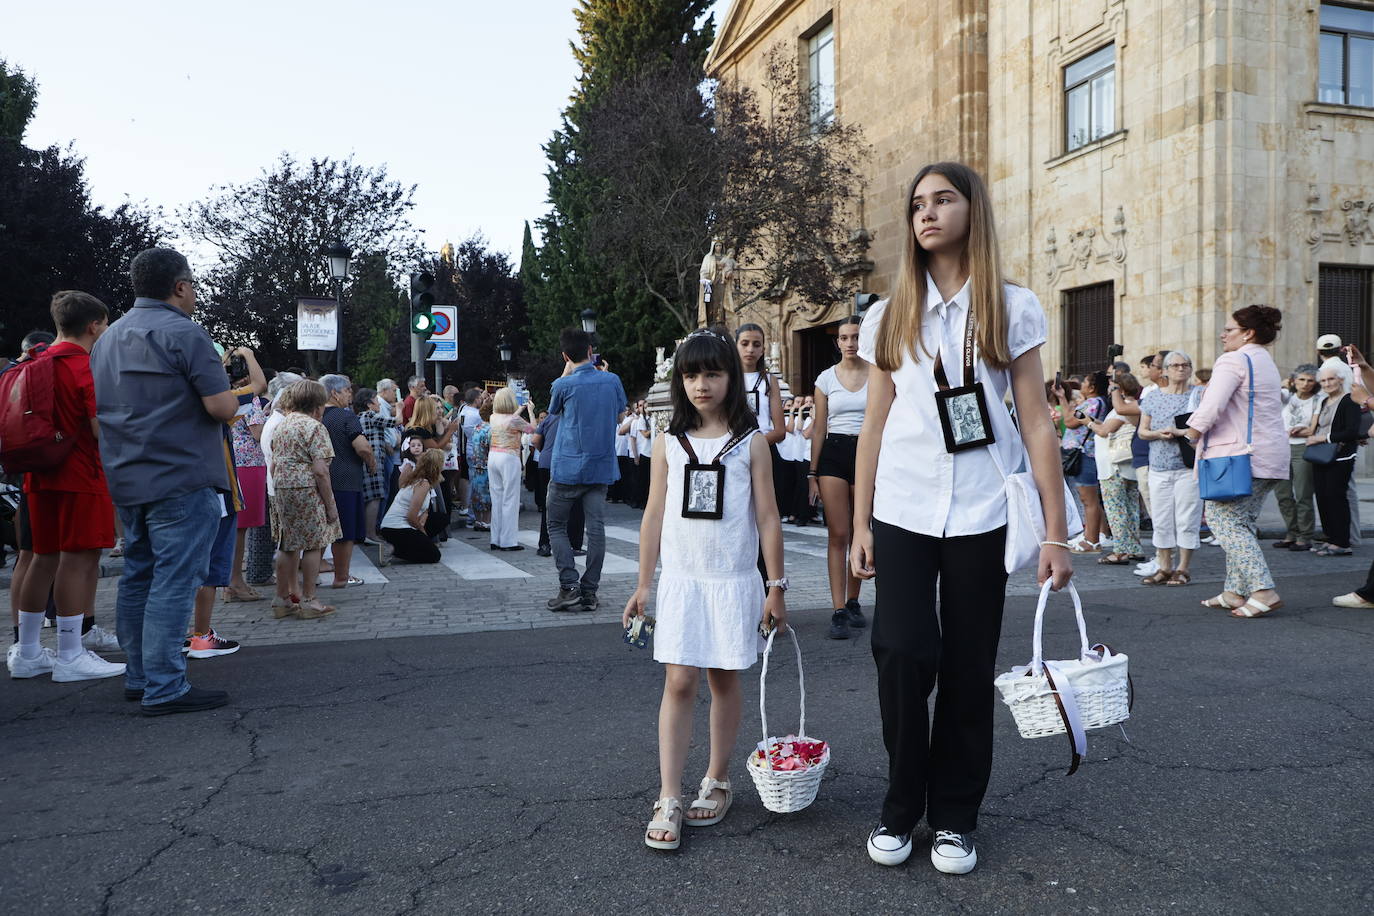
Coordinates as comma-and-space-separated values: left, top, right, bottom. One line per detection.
516, 530, 639, 576
437, 540, 533, 580
343, 547, 389, 584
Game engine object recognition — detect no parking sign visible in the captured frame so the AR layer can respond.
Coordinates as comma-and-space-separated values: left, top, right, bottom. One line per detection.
431, 305, 457, 361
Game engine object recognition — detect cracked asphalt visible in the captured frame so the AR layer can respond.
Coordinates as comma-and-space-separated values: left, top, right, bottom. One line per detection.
4, 561, 1374, 914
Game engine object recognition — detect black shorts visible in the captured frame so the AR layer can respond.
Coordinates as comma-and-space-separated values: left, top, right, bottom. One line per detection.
816, 433, 858, 484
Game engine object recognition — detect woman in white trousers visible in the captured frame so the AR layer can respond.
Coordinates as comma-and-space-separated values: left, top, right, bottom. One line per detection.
487, 388, 536, 551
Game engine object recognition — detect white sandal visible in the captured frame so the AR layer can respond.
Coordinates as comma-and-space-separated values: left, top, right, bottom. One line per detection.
683, 777, 732, 827
644, 797, 683, 850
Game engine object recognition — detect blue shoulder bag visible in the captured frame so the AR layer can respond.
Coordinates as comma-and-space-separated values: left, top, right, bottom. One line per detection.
1196, 354, 1254, 502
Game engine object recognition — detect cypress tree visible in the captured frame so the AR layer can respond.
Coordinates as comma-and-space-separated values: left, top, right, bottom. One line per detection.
529, 1, 714, 396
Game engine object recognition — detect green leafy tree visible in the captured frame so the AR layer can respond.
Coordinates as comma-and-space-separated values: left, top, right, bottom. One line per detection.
344, 252, 409, 387
529, 1, 715, 397
183, 153, 424, 375
0, 60, 163, 354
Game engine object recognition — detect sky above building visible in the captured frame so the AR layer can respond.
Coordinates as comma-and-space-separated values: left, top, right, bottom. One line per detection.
8, 0, 729, 267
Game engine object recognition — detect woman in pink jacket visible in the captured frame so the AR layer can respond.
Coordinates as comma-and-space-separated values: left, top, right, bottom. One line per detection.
1184, 305, 1289, 618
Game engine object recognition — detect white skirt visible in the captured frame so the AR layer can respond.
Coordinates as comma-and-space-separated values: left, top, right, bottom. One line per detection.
652, 571, 764, 670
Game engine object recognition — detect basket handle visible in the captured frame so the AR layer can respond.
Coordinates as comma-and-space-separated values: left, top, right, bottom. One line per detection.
1030, 579, 1090, 674
758, 628, 806, 745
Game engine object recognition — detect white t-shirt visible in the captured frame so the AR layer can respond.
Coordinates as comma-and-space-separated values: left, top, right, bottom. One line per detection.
783, 414, 813, 462
857, 276, 1048, 538
1283, 392, 1325, 445
744, 371, 775, 435
261, 410, 287, 498
459, 404, 482, 461
815, 365, 867, 435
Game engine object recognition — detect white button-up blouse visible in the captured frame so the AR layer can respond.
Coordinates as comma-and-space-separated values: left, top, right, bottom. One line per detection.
858, 274, 1048, 538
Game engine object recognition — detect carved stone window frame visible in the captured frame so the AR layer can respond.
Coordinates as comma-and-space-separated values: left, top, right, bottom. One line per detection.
1044, 4, 1128, 161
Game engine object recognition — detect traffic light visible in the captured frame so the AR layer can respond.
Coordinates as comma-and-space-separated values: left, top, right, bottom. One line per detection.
409, 271, 436, 337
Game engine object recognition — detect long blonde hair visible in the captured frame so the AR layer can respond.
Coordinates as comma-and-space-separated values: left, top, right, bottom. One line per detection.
873, 162, 1012, 372
411, 396, 440, 431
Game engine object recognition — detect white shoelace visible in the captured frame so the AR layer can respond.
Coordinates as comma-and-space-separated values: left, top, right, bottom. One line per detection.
933, 830, 970, 853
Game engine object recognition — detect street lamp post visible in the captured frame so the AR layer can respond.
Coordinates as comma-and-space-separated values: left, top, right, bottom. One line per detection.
579, 309, 599, 364
325, 241, 353, 374
499, 339, 513, 387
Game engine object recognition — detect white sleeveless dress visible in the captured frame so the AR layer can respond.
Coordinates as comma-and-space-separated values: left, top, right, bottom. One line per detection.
654, 430, 765, 670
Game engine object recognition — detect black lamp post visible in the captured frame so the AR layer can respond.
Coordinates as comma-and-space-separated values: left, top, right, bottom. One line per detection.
580, 308, 597, 336
325, 241, 353, 373
498, 339, 513, 365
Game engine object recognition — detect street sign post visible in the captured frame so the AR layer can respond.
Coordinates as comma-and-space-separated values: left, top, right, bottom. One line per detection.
430, 305, 457, 362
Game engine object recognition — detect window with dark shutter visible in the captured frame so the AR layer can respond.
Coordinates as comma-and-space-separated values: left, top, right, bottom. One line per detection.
1062, 282, 1114, 376
1319, 264, 1373, 356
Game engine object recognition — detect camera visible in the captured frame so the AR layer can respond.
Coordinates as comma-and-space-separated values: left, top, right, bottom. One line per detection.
226, 354, 248, 382
1106, 343, 1124, 360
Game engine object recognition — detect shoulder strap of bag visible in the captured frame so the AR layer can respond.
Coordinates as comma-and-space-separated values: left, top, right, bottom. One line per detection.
1041, 664, 1084, 776
1243, 353, 1254, 446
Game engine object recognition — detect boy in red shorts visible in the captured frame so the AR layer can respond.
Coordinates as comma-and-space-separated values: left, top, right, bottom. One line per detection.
9, 292, 126, 683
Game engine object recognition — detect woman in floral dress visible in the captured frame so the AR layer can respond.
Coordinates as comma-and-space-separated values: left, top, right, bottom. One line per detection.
269, 379, 340, 620
468, 402, 493, 523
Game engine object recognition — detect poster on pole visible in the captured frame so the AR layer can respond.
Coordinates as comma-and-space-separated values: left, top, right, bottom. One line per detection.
296, 298, 338, 351
431, 305, 457, 361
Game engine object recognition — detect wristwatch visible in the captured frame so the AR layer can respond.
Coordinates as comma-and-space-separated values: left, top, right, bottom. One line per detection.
765, 578, 789, 592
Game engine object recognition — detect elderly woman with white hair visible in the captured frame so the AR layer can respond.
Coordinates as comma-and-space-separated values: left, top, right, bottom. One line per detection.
486, 388, 536, 550
1302, 359, 1361, 557
1136, 350, 1204, 586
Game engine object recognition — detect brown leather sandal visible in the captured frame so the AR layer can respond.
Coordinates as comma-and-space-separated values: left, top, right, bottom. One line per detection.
1141, 570, 1173, 586
1166, 570, 1192, 586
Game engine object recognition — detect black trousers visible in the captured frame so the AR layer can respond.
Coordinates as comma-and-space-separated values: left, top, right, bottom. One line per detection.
871, 520, 1008, 835
1313, 459, 1355, 549
380, 511, 448, 564
537, 468, 583, 550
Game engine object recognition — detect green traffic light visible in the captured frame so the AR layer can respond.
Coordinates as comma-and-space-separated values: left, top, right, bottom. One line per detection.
411, 312, 436, 334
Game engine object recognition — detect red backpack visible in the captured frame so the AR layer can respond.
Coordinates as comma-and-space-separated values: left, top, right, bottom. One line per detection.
0, 350, 77, 474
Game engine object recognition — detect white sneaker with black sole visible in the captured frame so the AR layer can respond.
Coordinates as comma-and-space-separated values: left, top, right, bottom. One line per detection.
930, 830, 977, 874
866, 824, 912, 866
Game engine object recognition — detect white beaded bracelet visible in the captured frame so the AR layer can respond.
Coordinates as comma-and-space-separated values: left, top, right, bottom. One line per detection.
1040, 540, 1073, 550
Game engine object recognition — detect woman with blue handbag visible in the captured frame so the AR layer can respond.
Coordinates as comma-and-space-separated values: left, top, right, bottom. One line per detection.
1182, 306, 1289, 618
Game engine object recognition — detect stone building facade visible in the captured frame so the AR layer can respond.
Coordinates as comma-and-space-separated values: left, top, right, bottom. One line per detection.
707, 0, 1374, 391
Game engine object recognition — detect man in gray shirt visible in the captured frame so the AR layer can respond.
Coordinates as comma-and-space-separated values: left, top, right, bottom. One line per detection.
90, 248, 240, 716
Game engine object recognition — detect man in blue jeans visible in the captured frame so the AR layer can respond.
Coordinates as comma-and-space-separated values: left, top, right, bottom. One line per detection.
545, 327, 627, 612
91, 248, 240, 716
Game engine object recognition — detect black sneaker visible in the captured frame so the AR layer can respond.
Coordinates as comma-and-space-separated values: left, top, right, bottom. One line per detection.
141, 686, 230, 717
547, 587, 584, 611
845, 598, 866, 629
867, 823, 912, 866
828, 609, 850, 640
580, 591, 599, 612
536, 544, 552, 557
930, 830, 977, 874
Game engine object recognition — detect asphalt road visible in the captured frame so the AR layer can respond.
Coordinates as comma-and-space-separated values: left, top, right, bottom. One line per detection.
3, 565, 1373, 916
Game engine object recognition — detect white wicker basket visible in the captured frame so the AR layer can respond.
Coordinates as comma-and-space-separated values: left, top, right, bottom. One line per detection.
746, 628, 830, 814
994, 580, 1130, 772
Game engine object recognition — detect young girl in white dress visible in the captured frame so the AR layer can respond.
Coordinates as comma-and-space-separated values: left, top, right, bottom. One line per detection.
624, 329, 788, 851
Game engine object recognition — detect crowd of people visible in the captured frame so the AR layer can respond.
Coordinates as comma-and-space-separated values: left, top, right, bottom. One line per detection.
0, 248, 640, 714
1047, 322, 1374, 615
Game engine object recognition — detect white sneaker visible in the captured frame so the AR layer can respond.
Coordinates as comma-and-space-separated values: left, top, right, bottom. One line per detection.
52, 649, 126, 682
1133, 559, 1159, 577
82, 624, 121, 652
1099, 536, 1115, 548
9, 646, 57, 679
866, 824, 913, 866
931, 830, 977, 874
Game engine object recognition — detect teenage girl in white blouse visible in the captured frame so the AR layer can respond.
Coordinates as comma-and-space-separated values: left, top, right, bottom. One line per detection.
851, 162, 1073, 875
